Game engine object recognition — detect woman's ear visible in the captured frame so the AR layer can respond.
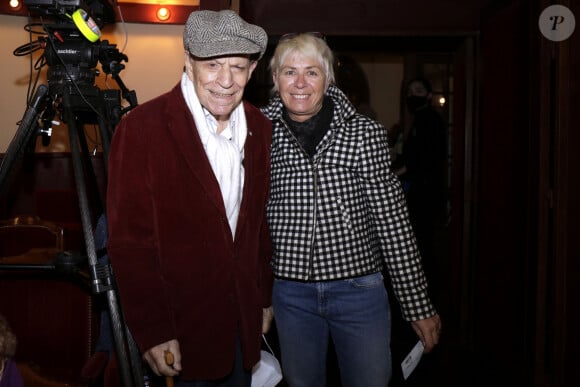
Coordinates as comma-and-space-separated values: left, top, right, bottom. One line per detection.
272, 72, 279, 91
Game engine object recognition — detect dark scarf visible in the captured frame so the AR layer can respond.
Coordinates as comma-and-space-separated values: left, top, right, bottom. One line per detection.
283, 96, 334, 158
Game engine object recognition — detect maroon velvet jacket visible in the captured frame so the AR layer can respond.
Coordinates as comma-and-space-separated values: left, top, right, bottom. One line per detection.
106, 83, 273, 380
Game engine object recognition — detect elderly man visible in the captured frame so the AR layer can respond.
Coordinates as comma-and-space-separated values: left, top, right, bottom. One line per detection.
106, 10, 272, 386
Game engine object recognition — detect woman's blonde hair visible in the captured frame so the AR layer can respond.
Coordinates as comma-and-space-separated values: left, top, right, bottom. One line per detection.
269, 33, 335, 93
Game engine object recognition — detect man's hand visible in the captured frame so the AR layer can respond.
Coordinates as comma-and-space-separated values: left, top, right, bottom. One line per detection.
411, 313, 441, 353
143, 339, 182, 377
262, 306, 274, 333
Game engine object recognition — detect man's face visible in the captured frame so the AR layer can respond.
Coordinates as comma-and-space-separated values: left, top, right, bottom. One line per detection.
406, 80, 432, 113
407, 80, 430, 97
185, 54, 257, 124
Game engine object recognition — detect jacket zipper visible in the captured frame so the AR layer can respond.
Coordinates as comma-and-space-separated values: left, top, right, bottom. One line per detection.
281, 119, 318, 279
308, 162, 318, 279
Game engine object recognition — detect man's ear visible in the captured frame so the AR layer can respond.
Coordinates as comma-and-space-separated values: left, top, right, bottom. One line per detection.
184, 52, 193, 74
248, 60, 259, 78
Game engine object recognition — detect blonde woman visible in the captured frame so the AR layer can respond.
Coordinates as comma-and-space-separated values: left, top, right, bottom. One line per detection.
261, 33, 441, 387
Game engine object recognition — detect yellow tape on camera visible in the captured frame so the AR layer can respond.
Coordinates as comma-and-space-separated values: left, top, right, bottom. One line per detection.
72, 9, 102, 43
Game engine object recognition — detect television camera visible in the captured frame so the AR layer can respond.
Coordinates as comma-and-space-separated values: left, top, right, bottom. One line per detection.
17, 0, 137, 138
24, 0, 117, 27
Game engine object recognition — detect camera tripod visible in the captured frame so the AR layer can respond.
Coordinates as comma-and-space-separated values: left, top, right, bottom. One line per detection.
0, 50, 144, 387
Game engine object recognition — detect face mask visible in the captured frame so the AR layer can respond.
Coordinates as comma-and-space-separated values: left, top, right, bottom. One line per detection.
406, 95, 429, 112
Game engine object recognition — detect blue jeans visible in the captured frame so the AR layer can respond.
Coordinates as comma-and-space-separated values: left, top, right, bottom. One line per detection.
272, 272, 392, 387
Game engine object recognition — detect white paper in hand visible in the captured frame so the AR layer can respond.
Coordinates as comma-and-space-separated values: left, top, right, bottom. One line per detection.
401, 340, 424, 380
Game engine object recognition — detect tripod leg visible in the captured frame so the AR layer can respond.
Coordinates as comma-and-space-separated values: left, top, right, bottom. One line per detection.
76, 121, 105, 219
0, 84, 48, 197
97, 108, 112, 169
62, 92, 143, 387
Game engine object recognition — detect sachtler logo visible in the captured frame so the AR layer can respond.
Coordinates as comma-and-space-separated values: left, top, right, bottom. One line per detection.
57, 49, 79, 55
539, 5, 575, 42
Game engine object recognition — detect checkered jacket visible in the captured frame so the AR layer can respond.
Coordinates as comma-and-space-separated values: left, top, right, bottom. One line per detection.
261, 85, 436, 320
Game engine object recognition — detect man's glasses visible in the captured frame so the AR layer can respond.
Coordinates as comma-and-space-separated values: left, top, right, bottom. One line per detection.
279, 32, 326, 42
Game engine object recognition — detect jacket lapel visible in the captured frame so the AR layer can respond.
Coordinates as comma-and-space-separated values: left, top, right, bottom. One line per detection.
164, 84, 226, 215
235, 102, 268, 241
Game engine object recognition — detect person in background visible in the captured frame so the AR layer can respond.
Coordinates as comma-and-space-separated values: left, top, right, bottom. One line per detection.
0, 314, 23, 387
387, 120, 405, 175
397, 76, 448, 297
334, 54, 378, 119
106, 10, 273, 387
261, 32, 441, 387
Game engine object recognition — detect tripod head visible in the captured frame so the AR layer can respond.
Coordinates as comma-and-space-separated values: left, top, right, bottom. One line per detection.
41, 23, 123, 92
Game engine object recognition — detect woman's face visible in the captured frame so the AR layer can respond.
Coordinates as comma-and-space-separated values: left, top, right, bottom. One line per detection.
274, 51, 326, 122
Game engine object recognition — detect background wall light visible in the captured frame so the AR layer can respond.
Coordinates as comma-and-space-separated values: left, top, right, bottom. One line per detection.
9, 0, 22, 11
114, 0, 200, 24
156, 6, 171, 21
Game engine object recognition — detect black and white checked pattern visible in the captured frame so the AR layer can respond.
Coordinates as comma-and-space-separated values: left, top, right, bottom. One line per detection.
261, 85, 435, 320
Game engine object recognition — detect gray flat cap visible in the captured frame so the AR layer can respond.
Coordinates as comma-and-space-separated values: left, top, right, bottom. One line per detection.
183, 10, 267, 59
